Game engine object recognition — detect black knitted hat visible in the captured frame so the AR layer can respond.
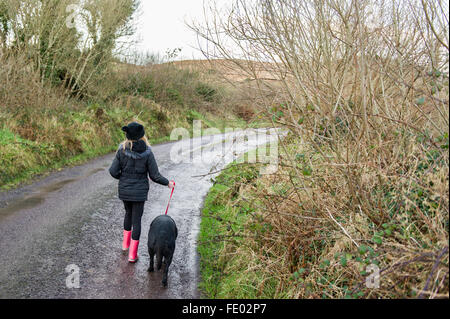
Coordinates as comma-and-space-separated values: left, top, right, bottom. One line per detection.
122, 122, 145, 140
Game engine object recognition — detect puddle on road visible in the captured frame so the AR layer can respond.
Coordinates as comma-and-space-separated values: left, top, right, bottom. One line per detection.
39, 178, 77, 193
0, 166, 108, 219
0, 195, 45, 218
87, 168, 106, 176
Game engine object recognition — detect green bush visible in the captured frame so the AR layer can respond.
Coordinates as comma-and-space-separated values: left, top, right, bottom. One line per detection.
196, 83, 217, 102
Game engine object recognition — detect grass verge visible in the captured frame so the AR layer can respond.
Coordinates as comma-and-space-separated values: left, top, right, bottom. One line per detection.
199, 136, 449, 299
199, 157, 273, 298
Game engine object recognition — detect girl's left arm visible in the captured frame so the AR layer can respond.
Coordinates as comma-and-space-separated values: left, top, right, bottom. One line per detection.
147, 151, 169, 186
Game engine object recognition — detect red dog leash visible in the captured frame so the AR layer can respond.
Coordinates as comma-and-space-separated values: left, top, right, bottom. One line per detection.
165, 181, 175, 215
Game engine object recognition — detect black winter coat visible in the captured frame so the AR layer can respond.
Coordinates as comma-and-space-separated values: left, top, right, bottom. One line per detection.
109, 140, 169, 201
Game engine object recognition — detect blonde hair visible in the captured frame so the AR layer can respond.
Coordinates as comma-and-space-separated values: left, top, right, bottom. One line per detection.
121, 136, 150, 152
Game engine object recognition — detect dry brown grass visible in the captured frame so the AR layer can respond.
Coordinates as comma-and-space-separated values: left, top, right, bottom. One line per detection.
233, 137, 449, 298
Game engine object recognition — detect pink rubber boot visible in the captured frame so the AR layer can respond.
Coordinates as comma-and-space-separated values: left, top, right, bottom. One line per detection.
122, 230, 131, 251
128, 239, 139, 263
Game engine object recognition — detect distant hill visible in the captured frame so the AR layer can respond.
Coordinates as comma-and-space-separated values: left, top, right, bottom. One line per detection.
168, 59, 283, 83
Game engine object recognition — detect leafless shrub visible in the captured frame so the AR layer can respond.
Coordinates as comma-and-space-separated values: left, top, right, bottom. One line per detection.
0, 0, 139, 98
191, 0, 449, 298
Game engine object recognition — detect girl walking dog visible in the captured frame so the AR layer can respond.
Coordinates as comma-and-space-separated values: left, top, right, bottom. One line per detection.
109, 122, 175, 263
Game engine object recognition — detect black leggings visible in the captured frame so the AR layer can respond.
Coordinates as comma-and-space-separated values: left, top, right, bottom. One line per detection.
123, 201, 145, 240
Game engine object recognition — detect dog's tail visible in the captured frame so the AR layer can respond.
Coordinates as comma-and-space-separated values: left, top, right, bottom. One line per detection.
156, 250, 163, 270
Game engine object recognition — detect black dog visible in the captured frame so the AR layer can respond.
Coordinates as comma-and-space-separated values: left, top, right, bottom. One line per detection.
147, 215, 178, 287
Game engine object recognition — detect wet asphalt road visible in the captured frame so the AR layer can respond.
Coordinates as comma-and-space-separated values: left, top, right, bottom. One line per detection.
0, 129, 279, 299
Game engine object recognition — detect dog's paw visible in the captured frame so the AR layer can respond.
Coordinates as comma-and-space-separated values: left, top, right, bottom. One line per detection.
162, 280, 167, 287
147, 267, 154, 272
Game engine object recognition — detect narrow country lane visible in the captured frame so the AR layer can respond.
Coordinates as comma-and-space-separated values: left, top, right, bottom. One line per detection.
0, 129, 279, 298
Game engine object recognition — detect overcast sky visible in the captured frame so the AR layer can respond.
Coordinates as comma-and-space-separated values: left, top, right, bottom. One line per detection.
132, 0, 220, 61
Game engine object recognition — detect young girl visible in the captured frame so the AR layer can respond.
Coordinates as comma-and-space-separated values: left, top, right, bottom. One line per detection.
109, 121, 175, 263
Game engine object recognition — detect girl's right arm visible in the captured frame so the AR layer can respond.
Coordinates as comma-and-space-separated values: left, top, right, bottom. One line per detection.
109, 150, 121, 179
